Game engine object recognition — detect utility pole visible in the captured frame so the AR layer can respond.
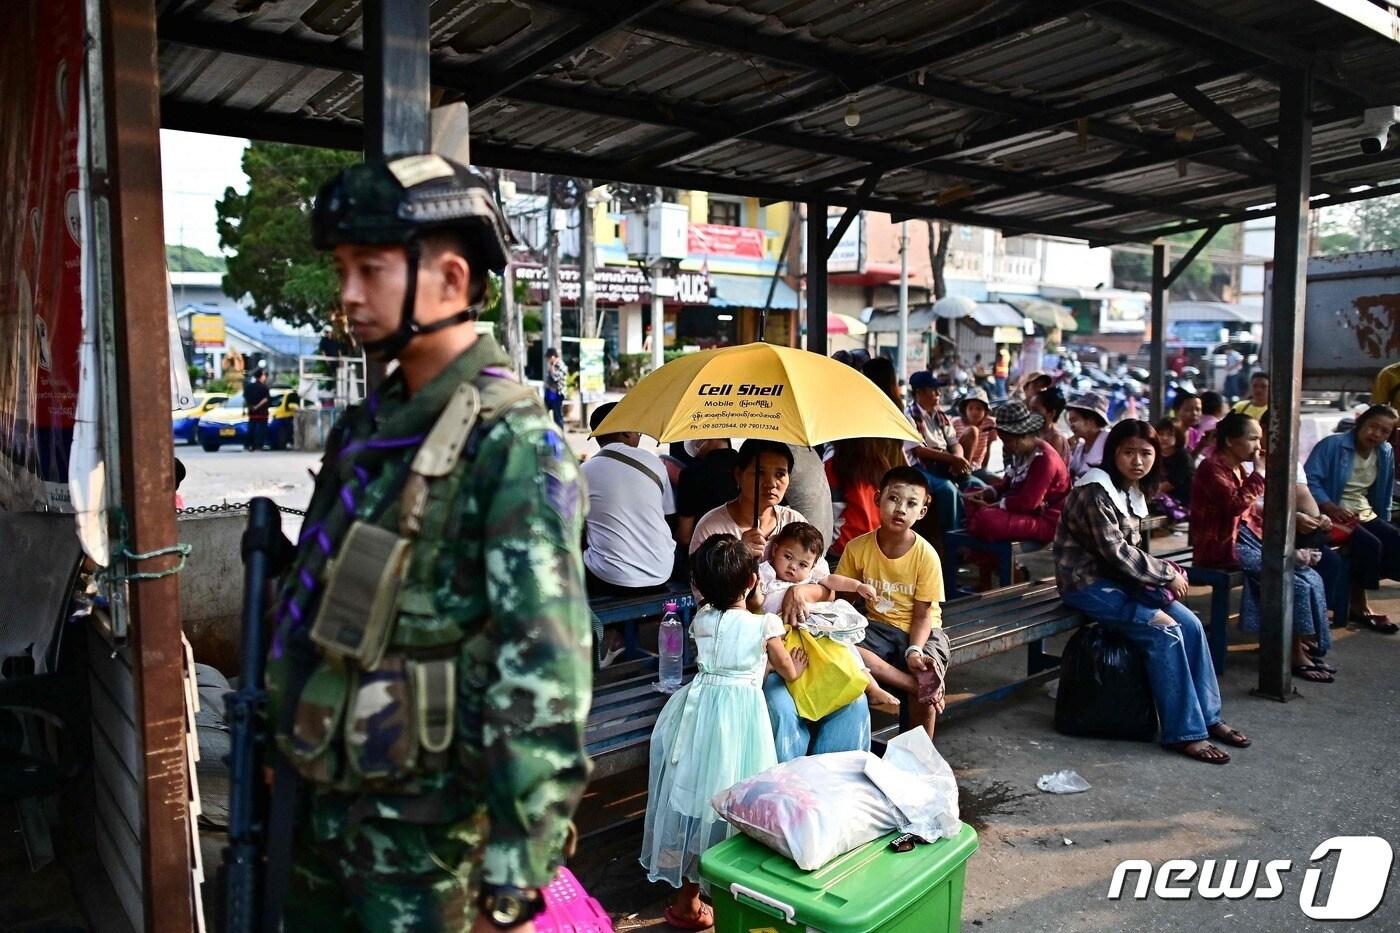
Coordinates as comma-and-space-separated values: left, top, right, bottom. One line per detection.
650, 186, 666, 374
545, 192, 560, 366
579, 179, 597, 426
502, 262, 524, 379
897, 220, 909, 382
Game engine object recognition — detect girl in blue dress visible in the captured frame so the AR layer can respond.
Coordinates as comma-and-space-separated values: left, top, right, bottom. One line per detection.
640, 534, 808, 929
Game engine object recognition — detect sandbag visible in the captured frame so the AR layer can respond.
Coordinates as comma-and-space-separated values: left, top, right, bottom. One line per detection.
1054, 623, 1158, 742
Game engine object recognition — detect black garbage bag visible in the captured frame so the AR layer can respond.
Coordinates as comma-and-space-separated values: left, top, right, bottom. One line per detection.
1054, 623, 1158, 741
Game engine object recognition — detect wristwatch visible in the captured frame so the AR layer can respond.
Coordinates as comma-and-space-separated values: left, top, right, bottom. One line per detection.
479, 885, 545, 928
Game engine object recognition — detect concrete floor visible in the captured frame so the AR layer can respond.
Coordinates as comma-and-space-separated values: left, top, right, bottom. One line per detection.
569, 578, 1400, 933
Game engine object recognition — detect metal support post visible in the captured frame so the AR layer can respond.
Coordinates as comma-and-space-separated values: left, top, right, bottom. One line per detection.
102, 0, 193, 927
362, 0, 430, 159
806, 200, 828, 355
1150, 243, 1168, 420
1256, 67, 1312, 702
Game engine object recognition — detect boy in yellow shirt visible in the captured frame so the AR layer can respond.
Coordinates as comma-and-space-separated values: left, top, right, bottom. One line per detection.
837, 466, 948, 736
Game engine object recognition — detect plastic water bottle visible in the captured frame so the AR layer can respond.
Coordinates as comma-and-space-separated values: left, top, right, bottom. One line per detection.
656, 601, 684, 693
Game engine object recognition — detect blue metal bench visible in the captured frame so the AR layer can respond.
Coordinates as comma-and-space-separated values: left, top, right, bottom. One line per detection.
1184, 564, 1242, 675
585, 584, 697, 776
943, 515, 1166, 594
588, 583, 696, 661
879, 581, 1084, 738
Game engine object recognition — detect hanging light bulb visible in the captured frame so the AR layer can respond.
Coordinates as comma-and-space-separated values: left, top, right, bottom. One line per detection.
844, 99, 861, 128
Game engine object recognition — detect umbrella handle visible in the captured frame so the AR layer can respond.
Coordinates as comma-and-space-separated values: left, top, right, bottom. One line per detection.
753, 467, 760, 530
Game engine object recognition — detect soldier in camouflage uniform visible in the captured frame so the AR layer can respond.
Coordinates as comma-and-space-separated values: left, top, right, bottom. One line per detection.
262, 154, 591, 932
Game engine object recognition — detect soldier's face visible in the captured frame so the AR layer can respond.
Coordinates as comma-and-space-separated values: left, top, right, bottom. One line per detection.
334, 244, 408, 346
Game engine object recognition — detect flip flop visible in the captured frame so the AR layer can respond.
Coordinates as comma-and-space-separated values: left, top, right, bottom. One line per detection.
1171, 741, 1230, 764
664, 904, 714, 930
1352, 613, 1399, 634
1208, 724, 1253, 747
1306, 658, 1338, 674
1291, 664, 1335, 683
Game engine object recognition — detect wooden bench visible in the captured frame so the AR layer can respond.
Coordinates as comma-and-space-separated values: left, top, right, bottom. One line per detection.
879, 581, 1084, 741
942, 514, 1166, 593
1182, 559, 1242, 675
585, 584, 696, 776
588, 583, 695, 661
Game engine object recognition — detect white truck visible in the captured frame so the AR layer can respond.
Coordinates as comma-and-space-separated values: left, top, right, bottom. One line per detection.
1263, 249, 1400, 392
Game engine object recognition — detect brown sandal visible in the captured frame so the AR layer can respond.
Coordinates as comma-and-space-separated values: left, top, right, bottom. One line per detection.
1171, 740, 1230, 764
1208, 724, 1252, 747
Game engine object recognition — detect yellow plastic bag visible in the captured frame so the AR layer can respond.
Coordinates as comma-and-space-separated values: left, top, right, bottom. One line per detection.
783, 627, 867, 721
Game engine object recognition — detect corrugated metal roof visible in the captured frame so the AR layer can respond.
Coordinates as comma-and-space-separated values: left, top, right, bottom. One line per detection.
156, 0, 1400, 243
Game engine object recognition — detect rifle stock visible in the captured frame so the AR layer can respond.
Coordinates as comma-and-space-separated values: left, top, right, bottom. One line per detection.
219, 498, 283, 933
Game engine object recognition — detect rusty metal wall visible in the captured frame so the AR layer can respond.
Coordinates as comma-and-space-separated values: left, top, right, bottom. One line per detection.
1263, 249, 1400, 391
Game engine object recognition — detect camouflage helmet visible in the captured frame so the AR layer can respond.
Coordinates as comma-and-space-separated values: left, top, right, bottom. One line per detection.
311, 154, 512, 272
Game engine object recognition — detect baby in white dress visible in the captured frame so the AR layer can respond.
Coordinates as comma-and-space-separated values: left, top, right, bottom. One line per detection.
750, 522, 901, 709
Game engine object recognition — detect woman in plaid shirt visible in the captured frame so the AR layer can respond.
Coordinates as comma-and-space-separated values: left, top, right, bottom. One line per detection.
1053, 420, 1251, 765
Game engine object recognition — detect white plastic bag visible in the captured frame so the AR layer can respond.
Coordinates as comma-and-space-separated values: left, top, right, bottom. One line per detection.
711, 730, 961, 870
863, 728, 961, 843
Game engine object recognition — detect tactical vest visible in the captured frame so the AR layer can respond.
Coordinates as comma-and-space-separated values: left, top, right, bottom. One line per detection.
276, 373, 540, 795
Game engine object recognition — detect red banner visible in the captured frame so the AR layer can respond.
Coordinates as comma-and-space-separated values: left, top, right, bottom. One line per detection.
0, 0, 84, 508
688, 223, 766, 259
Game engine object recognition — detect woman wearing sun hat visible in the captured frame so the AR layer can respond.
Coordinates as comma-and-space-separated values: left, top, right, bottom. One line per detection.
964, 401, 1072, 545
1066, 391, 1112, 480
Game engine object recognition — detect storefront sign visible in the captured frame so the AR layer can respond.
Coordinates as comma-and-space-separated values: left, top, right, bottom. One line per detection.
826, 213, 864, 274
515, 263, 712, 306
515, 263, 649, 304
675, 271, 712, 304
688, 223, 766, 259
191, 313, 226, 348
578, 337, 605, 403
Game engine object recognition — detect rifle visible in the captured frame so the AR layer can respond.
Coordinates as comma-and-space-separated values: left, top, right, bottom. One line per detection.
219, 498, 287, 933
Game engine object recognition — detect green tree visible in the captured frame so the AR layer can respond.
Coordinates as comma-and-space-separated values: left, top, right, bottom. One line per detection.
165, 243, 227, 272
1110, 227, 1228, 298
216, 143, 359, 330
1351, 191, 1400, 251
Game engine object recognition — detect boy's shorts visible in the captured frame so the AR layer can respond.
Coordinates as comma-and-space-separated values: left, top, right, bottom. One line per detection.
861, 620, 940, 672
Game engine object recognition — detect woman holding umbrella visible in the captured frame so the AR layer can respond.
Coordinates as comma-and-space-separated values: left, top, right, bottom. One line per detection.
689, 441, 871, 760
690, 440, 804, 560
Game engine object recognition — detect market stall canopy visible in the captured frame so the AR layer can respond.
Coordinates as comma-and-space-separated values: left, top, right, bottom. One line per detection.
708, 273, 798, 310
1167, 300, 1264, 325
156, 0, 1400, 245
1002, 297, 1078, 332
592, 342, 920, 445
930, 296, 977, 319
967, 301, 1025, 329
829, 313, 867, 336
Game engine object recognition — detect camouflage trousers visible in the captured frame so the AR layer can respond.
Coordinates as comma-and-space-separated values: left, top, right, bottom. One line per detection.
284, 793, 488, 932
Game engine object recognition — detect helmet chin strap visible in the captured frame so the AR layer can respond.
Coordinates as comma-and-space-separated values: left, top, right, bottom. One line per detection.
360, 239, 481, 361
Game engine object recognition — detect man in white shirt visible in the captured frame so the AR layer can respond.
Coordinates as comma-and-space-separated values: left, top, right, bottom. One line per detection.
581, 402, 678, 598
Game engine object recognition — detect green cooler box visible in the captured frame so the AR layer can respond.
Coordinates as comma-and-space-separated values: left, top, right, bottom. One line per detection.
699, 823, 978, 933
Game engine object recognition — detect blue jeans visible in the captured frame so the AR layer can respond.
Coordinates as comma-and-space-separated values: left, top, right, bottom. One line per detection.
1060, 582, 1222, 746
763, 673, 870, 761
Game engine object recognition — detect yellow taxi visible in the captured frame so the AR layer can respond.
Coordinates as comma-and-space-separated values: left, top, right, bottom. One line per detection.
195, 388, 300, 451
172, 392, 229, 444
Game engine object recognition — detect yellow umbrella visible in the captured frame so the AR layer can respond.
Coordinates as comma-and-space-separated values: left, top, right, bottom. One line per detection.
593, 342, 920, 445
